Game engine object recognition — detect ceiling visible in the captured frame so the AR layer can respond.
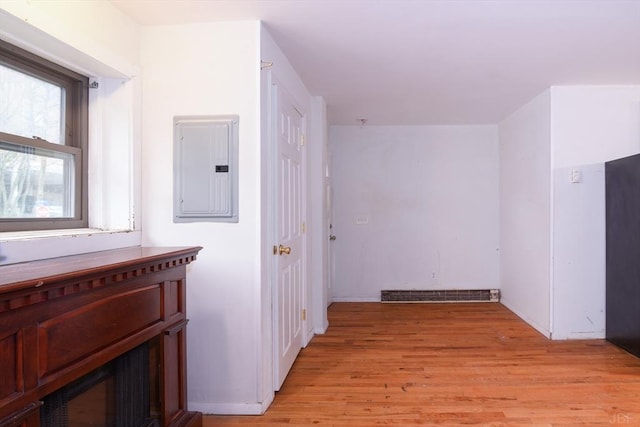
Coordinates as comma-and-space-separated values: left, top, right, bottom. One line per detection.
110, 0, 640, 125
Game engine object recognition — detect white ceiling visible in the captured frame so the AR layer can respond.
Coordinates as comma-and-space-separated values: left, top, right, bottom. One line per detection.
110, 0, 640, 125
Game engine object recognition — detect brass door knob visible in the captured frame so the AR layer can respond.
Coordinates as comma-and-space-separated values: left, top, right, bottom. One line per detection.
279, 245, 291, 255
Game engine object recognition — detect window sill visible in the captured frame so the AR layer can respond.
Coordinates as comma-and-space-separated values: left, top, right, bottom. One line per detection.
0, 229, 141, 266
0, 228, 133, 242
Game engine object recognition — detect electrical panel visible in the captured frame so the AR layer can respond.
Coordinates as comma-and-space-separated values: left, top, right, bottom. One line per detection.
173, 115, 239, 223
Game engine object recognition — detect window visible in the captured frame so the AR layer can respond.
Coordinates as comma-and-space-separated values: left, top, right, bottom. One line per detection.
0, 40, 88, 231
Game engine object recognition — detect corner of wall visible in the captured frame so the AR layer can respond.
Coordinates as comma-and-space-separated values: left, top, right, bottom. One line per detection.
498, 88, 552, 335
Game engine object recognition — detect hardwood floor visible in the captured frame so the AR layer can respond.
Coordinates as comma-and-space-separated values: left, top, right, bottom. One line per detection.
204, 302, 640, 426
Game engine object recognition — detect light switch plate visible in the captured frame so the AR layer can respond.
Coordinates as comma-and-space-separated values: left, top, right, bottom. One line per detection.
571, 169, 582, 183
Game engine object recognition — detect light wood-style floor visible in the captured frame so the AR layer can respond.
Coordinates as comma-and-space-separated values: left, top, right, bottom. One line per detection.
204, 302, 640, 426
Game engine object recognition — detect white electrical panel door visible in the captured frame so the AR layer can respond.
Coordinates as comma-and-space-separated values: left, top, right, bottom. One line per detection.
173, 115, 239, 222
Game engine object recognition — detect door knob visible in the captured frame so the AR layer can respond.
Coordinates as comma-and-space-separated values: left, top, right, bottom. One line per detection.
329, 235, 337, 241
279, 245, 291, 255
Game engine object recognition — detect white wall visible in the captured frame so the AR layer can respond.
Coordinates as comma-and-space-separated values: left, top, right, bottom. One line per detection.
0, 2, 142, 264
550, 85, 640, 339
0, 0, 139, 77
140, 21, 264, 414
551, 163, 606, 338
329, 125, 499, 301
498, 85, 640, 340
498, 90, 552, 337
88, 76, 141, 231
552, 86, 640, 168
141, 22, 319, 415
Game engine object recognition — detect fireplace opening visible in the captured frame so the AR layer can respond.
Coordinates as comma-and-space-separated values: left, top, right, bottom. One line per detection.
41, 338, 161, 427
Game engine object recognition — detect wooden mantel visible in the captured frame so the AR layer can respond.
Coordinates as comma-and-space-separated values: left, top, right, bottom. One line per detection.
0, 246, 203, 427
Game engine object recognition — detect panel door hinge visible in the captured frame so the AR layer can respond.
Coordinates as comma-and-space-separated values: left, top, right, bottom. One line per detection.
302, 309, 307, 321
301, 222, 306, 234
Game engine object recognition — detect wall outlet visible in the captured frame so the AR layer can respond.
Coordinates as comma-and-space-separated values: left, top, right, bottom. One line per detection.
355, 215, 369, 225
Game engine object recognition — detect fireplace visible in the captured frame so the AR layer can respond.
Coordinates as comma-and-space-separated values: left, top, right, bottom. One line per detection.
0, 247, 202, 427
40, 340, 157, 427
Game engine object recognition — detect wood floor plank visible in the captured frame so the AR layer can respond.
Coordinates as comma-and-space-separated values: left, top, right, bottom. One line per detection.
204, 303, 640, 425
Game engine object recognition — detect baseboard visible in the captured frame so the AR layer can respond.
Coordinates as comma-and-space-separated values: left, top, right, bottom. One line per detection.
304, 328, 314, 347
500, 298, 551, 339
550, 330, 606, 340
314, 319, 329, 335
189, 399, 271, 415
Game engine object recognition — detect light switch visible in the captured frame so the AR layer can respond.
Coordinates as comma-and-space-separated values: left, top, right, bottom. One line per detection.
571, 169, 582, 183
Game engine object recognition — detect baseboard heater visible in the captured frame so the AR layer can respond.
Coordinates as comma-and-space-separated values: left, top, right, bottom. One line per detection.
381, 289, 500, 303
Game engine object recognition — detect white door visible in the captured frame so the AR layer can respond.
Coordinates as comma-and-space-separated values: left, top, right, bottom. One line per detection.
273, 83, 305, 391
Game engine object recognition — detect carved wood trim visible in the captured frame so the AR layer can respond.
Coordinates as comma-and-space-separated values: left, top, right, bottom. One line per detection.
0, 248, 199, 314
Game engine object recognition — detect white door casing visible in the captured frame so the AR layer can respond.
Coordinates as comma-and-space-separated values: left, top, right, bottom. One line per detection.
273, 82, 305, 391
326, 182, 334, 301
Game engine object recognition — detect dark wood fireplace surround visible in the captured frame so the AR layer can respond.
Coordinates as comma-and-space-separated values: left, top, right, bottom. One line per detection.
0, 246, 203, 427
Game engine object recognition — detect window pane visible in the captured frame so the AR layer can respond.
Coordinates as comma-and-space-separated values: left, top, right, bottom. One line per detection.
0, 64, 64, 144
0, 142, 74, 219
